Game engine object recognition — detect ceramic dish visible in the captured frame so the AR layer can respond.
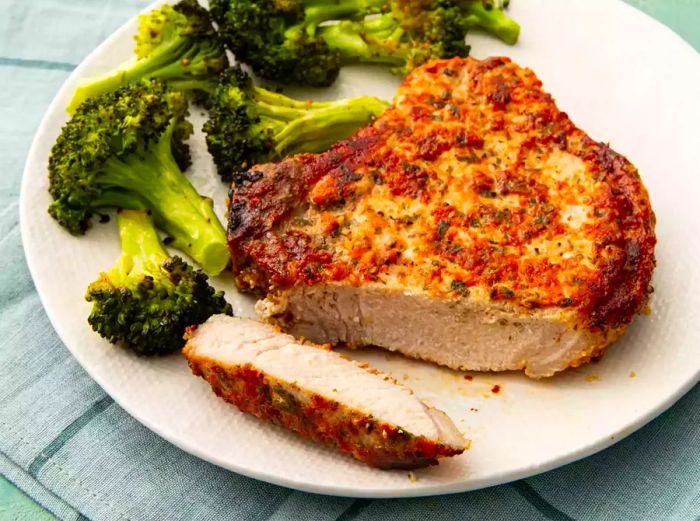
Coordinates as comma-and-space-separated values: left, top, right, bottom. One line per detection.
20, 0, 700, 497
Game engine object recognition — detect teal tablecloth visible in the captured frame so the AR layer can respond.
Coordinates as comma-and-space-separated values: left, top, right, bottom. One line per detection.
1, 2, 698, 520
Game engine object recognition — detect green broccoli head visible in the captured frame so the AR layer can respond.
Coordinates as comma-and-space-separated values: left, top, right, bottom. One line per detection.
250, 38, 343, 89
86, 209, 232, 356
50, 80, 180, 234
67, 0, 228, 113
202, 67, 273, 181
48, 79, 229, 275
405, 0, 474, 67
203, 66, 389, 182
50, 80, 184, 229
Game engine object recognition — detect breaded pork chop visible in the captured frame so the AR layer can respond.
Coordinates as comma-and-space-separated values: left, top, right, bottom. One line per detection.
227, 56, 656, 378
184, 315, 466, 468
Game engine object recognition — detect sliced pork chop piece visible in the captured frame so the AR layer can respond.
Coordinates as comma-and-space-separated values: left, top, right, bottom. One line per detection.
228, 56, 656, 378
183, 315, 466, 469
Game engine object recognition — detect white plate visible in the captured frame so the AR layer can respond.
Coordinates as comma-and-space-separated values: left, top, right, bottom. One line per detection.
20, 0, 700, 498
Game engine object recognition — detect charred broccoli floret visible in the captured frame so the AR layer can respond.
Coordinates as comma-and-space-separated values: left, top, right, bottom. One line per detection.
48, 79, 229, 275
210, 0, 519, 86
203, 66, 389, 182
86, 209, 232, 356
67, 0, 228, 113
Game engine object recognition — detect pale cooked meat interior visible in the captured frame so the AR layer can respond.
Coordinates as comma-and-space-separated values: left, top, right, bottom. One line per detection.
189, 315, 464, 448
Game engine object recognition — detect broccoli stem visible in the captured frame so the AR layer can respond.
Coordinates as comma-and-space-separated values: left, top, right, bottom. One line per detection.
97, 122, 229, 275
252, 87, 335, 110
92, 189, 147, 211
305, 0, 387, 23
67, 38, 193, 114
286, 0, 388, 38
167, 78, 217, 94
461, 2, 520, 45
272, 97, 389, 153
317, 15, 409, 66
111, 209, 168, 284
248, 86, 388, 155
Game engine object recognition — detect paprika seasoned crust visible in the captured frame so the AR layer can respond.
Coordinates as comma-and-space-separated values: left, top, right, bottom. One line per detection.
183, 315, 466, 469
227, 56, 656, 378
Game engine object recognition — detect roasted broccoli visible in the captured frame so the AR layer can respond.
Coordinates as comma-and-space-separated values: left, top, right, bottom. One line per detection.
203, 66, 389, 182
48, 79, 229, 275
210, 0, 386, 87
86, 209, 232, 356
460, 0, 521, 46
210, 0, 520, 87
313, 0, 474, 76
67, 0, 228, 113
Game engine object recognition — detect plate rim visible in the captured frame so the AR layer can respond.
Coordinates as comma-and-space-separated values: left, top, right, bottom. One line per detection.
19, 0, 700, 498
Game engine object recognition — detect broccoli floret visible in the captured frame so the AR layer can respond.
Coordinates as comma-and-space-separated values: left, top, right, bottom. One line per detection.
86, 209, 232, 356
67, 0, 228, 113
460, 1, 520, 45
210, 0, 387, 87
48, 79, 229, 275
315, 0, 474, 76
316, 0, 520, 75
203, 66, 389, 182
211, 0, 519, 86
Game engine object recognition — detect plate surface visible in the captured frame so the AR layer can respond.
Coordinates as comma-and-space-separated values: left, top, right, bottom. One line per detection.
20, 0, 700, 497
